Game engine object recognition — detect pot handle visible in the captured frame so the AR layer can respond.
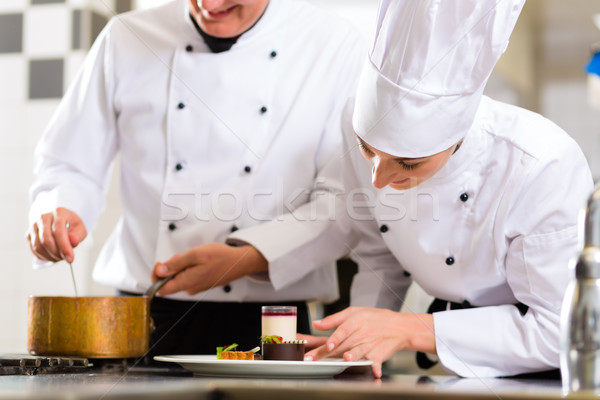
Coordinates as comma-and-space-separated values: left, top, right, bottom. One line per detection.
144, 275, 175, 299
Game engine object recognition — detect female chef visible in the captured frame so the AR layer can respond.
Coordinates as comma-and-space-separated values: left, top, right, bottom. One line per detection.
26, 0, 363, 356
304, 0, 594, 379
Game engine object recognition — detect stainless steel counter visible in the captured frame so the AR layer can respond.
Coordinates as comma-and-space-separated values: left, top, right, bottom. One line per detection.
0, 368, 575, 400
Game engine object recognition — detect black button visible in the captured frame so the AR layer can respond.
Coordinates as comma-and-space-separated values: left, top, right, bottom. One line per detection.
230, 225, 239, 232
445, 257, 455, 266
223, 285, 232, 293
403, 271, 411, 277
270, 50, 277, 58
379, 224, 389, 233
185, 45, 193, 52
260, 106, 268, 114
168, 223, 177, 231
460, 193, 469, 202
177, 102, 185, 109
175, 163, 183, 171
244, 166, 252, 173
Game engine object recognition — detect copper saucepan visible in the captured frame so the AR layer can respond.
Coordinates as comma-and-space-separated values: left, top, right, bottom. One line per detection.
27, 276, 173, 358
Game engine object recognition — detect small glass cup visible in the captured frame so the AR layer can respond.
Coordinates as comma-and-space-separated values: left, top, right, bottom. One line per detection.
261, 305, 297, 342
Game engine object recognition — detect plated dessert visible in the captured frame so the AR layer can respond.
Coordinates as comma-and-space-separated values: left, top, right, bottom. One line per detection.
261, 335, 306, 361
216, 335, 307, 361
216, 305, 307, 361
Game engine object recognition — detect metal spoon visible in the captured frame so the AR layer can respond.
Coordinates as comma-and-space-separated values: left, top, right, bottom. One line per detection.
145, 274, 176, 298
65, 221, 78, 297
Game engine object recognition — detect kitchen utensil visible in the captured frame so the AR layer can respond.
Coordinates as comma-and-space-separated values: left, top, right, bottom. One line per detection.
561, 185, 600, 393
27, 275, 173, 358
65, 221, 78, 297
67, 262, 78, 297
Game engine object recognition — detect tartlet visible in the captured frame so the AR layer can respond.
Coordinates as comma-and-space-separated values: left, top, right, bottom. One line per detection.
217, 343, 260, 360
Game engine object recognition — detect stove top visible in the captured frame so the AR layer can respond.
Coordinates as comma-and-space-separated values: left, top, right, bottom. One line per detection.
0, 355, 93, 376
0, 354, 191, 377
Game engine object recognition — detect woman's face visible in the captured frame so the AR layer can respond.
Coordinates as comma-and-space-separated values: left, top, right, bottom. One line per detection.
356, 136, 460, 190
190, 0, 269, 38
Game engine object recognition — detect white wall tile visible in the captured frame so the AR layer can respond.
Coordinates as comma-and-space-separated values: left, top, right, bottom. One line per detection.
0, 156, 32, 197
0, 55, 26, 103
24, 100, 60, 148
24, 5, 70, 57
26, 261, 80, 297
0, 0, 27, 13
14, 296, 30, 354
67, 0, 90, 7
0, 251, 24, 298
0, 105, 26, 150
24, 238, 97, 297
0, 195, 27, 249
0, 295, 26, 353
65, 51, 87, 87
541, 79, 600, 179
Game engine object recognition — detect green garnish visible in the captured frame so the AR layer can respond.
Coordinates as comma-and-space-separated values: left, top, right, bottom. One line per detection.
216, 343, 239, 359
260, 335, 283, 344
224, 343, 238, 352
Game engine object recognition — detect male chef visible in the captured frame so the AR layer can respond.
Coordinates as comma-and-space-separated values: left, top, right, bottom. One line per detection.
27, 0, 362, 356
305, 0, 593, 379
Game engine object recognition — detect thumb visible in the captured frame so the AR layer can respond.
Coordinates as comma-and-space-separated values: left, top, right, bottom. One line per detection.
155, 253, 188, 278
68, 221, 87, 247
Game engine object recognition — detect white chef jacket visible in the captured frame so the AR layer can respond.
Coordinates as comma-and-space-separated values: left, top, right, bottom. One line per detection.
29, 0, 364, 302
343, 96, 594, 377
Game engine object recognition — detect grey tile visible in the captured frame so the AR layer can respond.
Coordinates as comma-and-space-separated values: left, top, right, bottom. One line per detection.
29, 58, 64, 99
91, 11, 108, 45
0, 14, 23, 54
72, 9, 81, 50
31, 0, 65, 4
116, 0, 133, 14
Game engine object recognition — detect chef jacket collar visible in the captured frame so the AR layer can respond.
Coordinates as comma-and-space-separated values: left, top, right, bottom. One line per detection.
189, 13, 242, 53
181, 0, 279, 52
188, 1, 270, 53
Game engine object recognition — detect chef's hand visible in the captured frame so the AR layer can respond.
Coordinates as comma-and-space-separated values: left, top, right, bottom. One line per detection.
296, 333, 328, 351
26, 207, 87, 264
152, 243, 268, 296
304, 307, 436, 378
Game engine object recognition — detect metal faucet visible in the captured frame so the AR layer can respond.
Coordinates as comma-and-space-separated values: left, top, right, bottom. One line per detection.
561, 184, 600, 393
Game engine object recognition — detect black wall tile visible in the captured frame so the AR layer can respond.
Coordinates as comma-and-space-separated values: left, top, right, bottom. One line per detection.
31, 0, 66, 4
0, 14, 23, 53
29, 58, 64, 99
72, 9, 81, 50
116, 0, 133, 14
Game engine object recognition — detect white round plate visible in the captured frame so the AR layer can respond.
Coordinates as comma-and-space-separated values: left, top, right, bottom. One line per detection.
154, 355, 372, 378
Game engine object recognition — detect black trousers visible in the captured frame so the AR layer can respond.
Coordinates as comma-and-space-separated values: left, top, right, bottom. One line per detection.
119, 291, 310, 358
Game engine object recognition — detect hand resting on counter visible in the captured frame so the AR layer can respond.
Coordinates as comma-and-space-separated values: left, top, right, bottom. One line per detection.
304, 307, 436, 378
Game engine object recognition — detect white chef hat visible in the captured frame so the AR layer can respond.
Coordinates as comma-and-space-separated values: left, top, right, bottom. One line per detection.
353, 0, 525, 158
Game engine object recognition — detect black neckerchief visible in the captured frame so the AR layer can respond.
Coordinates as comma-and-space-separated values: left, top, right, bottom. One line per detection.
189, 14, 240, 53
189, 3, 269, 53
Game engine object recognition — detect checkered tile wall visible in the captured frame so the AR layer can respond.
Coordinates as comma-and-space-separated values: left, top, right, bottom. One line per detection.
0, 0, 132, 100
